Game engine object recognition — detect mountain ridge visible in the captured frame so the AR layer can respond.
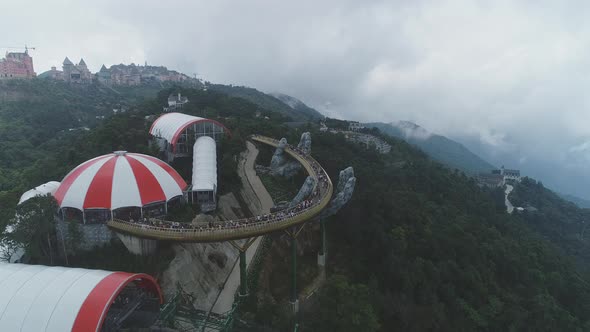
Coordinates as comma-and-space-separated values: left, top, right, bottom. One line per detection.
207, 84, 322, 121
367, 121, 496, 174
269, 92, 324, 120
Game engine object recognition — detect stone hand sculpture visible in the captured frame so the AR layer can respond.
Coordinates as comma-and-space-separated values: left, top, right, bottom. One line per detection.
321, 167, 356, 218
297, 132, 312, 155
289, 176, 316, 208
270, 138, 288, 170
336, 167, 355, 193
270, 137, 301, 178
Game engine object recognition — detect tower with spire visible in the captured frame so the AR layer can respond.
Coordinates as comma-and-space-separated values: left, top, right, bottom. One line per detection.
61, 57, 92, 83
97, 64, 111, 86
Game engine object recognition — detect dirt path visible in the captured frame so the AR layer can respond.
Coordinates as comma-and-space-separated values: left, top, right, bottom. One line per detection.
243, 141, 274, 210
211, 141, 273, 313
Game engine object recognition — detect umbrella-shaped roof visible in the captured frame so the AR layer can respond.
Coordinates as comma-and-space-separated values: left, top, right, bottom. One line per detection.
54, 151, 187, 211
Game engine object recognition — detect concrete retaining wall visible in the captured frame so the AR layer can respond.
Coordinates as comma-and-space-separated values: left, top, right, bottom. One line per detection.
56, 218, 115, 251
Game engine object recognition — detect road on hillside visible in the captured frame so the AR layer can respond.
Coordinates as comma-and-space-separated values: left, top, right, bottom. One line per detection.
211, 141, 274, 314
505, 184, 514, 214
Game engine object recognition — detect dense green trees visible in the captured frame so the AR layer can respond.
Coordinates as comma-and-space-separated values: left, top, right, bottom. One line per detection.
0, 80, 165, 233
9, 196, 58, 264
307, 132, 590, 331
306, 275, 380, 332
511, 178, 590, 274
2, 81, 590, 331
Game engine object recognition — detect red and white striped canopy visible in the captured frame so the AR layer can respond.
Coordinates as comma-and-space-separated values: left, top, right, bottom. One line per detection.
55, 151, 187, 211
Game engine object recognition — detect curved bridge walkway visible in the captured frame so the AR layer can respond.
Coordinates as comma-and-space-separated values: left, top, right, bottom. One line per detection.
107, 135, 334, 242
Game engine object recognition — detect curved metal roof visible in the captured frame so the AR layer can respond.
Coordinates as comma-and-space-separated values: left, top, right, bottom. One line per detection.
0, 263, 162, 332
192, 136, 217, 191
149, 112, 229, 152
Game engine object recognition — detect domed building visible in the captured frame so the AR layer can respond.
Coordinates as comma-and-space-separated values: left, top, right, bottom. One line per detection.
149, 112, 230, 162
55, 151, 188, 224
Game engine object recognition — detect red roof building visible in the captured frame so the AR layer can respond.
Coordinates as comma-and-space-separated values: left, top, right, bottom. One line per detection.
0, 51, 36, 79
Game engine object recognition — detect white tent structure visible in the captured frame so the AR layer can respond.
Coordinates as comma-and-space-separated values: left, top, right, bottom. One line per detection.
17, 181, 60, 205
0, 263, 162, 331
192, 136, 218, 211
54, 151, 187, 223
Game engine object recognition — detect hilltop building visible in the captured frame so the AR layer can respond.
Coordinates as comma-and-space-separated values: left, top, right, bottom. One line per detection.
97, 64, 111, 85
479, 165, 521, 187
39, 57, 196, 86
345, 132, 391, 154
62, 57, 92, 83
98, 63, 191, 86
0, 50, 36, 79
38, 66, 63, 80
500, 165, 521, 182
163, 92, 189, 112
39, 57, 93, 83
348, 121, 364, 132
107, 63, 141, 85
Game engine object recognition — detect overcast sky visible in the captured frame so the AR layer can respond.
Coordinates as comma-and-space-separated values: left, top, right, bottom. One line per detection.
3, 0, 590, 197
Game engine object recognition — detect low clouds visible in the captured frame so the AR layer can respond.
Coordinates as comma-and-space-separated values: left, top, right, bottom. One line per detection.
568, 141, 590, 168
393, 121, 432, 141
3, 0, 590, 196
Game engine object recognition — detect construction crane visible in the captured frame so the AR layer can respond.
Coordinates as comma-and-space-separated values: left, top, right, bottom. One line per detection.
0, 45, 36, 54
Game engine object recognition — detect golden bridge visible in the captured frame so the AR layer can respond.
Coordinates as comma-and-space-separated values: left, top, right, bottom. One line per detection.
107, 135, 333, 242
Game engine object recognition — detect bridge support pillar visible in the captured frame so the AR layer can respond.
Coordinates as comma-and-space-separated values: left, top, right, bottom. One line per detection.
291, 234, 297, 305
285, 225, 306, 314
229, 238, 258, 299
317, 218, 327, 267
116, 232, 158, 255
239, 250, 248, 297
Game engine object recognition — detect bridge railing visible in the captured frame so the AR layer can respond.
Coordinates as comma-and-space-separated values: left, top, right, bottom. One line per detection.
107, 135, 333, 242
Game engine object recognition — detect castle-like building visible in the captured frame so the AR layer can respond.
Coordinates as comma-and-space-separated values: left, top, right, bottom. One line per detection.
38, 57, 92, 83
62, 57, 93, 83
96, 63, 190, 86
0, 50, 36, 79
478, 165, 521, 188
39, 58, 193, 86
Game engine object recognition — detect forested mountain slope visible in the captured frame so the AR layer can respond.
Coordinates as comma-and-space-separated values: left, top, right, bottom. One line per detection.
0, 79, 164, 220
560, 193, 590, 209
208, 84, 322, 121
269, 92, 324, 120
511, 178, 590, 273
296, 132, 590, 331
0, 81, 252, 228
1, 83, 590, 331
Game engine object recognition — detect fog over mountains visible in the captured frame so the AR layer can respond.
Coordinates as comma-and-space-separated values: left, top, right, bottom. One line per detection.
367, 119, 590, 201
367, 121, 495, 175
454, 134, 590, 201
